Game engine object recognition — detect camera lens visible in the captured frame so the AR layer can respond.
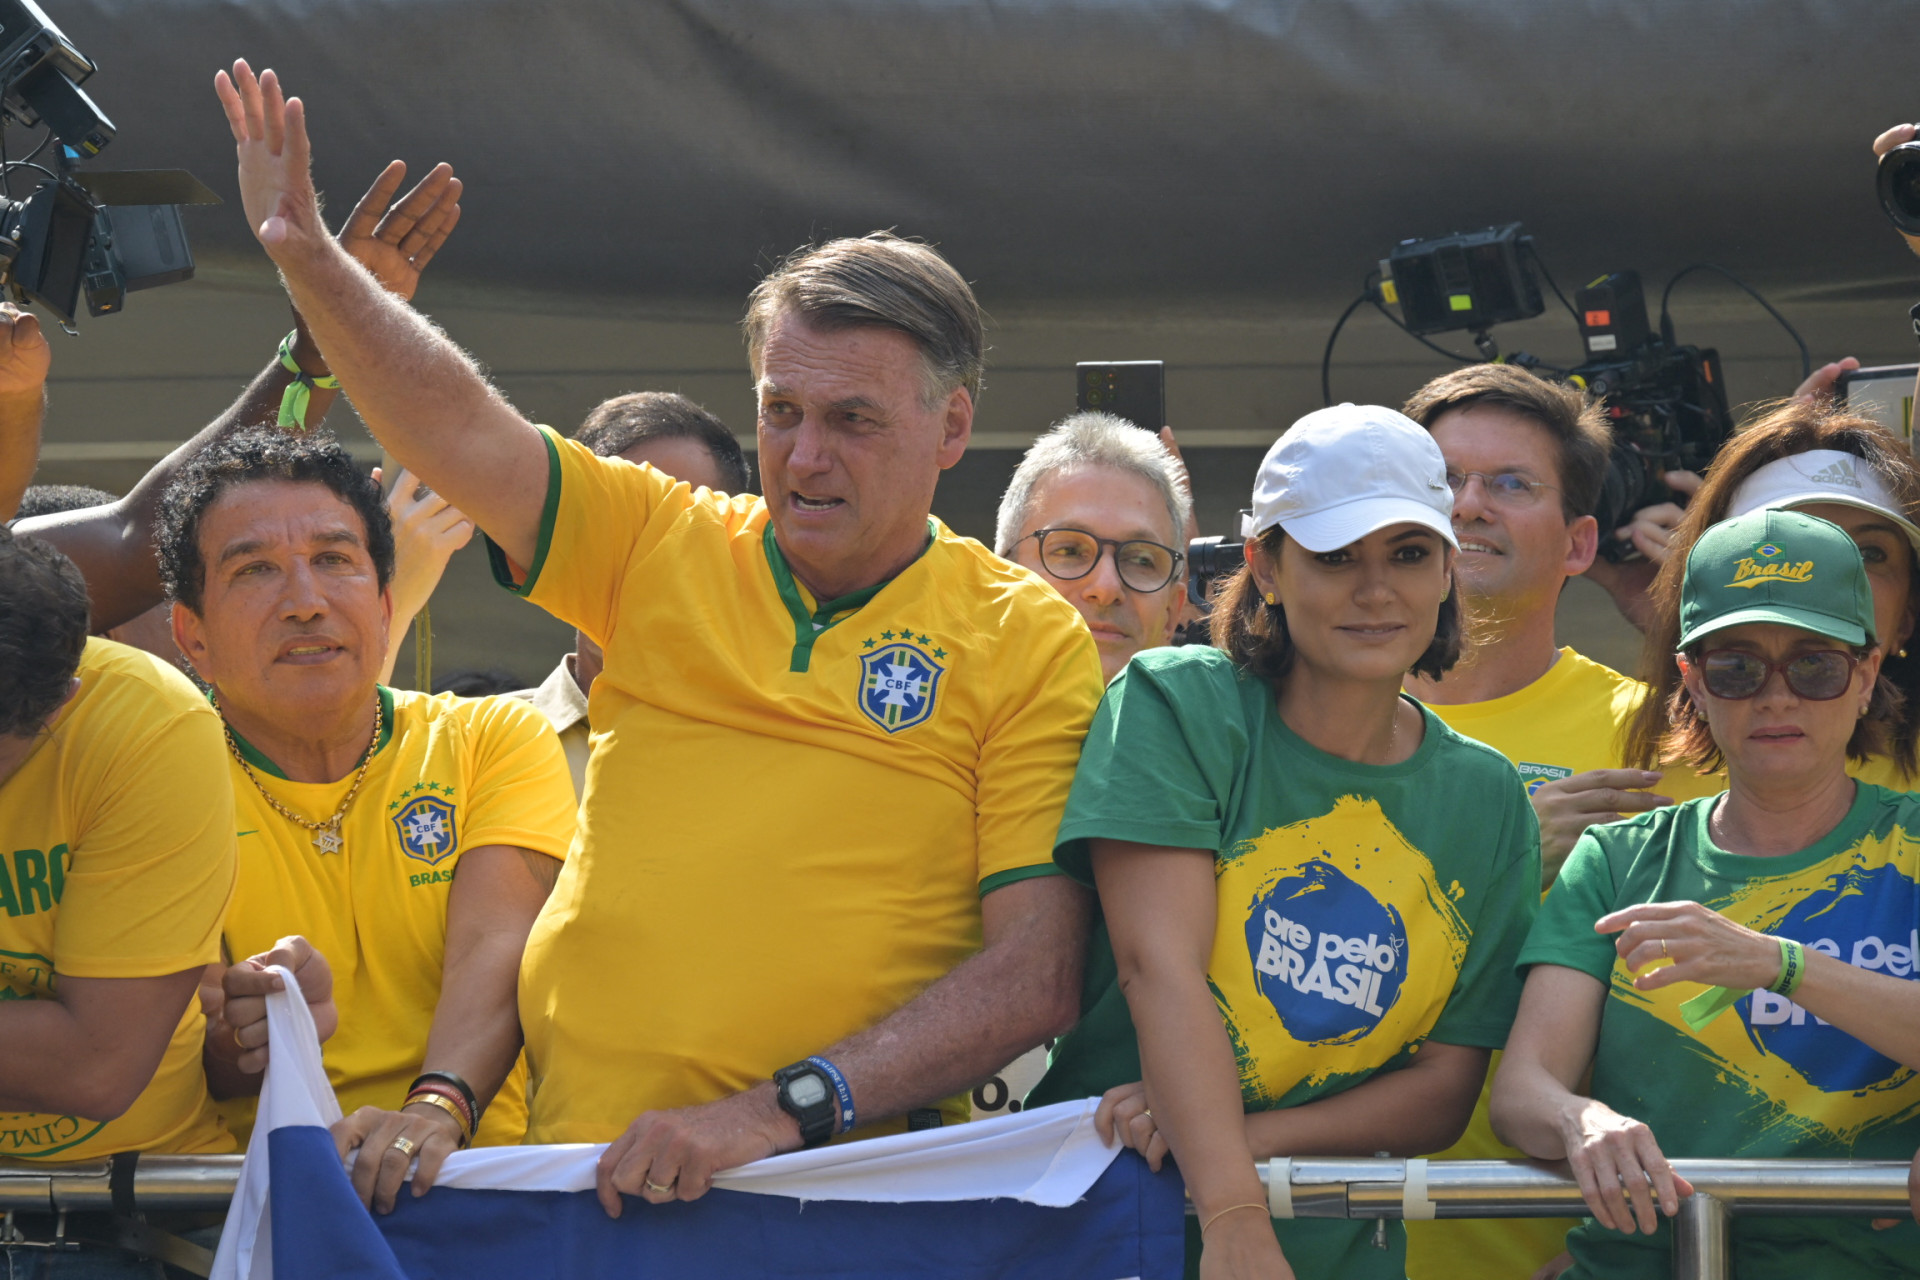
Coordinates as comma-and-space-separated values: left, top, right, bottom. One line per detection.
1592, 444, 1652, 561
1877, 142, 1920, 235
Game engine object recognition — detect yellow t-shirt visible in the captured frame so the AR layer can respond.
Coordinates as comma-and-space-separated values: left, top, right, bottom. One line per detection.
217, 688, 575, 1146
0, 639, 234, 1160
498, 428, 1104, 1144
1853, 753, 1917, 792
1409, 648, 1719, 1280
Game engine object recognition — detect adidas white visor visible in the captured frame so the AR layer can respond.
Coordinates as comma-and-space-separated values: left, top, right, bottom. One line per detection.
1727, 449, 1920, 553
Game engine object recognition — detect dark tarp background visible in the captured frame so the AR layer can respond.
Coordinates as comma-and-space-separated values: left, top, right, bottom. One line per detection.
26, 0, 1920, 677
56, 0, 1920, 303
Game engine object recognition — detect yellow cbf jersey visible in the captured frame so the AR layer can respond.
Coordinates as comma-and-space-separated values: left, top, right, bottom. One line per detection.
1427, 648, 1724, 823
218, 688, 574, 1146
0, 639, 234, 1160
1411, 647, 1718, 1280
498, 428, 1104, 1144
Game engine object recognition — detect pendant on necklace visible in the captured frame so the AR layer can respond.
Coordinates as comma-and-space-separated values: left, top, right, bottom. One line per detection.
313, 825, 344, 855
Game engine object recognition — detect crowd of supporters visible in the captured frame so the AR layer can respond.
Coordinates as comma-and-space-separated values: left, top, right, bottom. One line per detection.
6, 57, 1920, 1280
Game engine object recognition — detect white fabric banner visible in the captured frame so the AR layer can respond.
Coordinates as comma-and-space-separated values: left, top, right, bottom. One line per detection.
211, 966, 1119, 1280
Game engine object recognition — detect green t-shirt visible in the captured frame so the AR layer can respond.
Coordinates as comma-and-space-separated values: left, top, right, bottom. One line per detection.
1520, 782, 1920, 1280
1027, 646, 1541, 1279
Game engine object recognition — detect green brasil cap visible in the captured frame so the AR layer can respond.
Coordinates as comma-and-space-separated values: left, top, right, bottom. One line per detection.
1678, 508, 1875, 650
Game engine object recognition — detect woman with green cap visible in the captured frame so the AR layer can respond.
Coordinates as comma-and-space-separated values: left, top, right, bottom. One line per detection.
1491, 507, 1920, 1279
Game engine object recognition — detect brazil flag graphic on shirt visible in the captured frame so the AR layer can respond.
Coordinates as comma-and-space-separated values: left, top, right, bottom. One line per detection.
1213, 795, 1473, 1107
1605, 829, 1920, 1147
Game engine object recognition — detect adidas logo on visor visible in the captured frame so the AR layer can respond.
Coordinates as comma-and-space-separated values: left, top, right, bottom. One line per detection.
1807, 460, 1862, 490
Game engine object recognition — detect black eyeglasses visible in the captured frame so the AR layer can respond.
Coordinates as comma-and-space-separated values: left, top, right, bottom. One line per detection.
1696, 648, 1862, 702
1026, 528, 1183, 593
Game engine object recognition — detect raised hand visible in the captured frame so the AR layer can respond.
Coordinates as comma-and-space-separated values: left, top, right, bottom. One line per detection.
0, 302, 49, 397
213, 60, 326, 265
338, 160, 462, 303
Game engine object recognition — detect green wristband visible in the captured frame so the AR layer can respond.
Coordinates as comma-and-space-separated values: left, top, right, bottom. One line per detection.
276, 330, 340, 431
1678, 936, 1806, 1031
1767, 938, 1807, 998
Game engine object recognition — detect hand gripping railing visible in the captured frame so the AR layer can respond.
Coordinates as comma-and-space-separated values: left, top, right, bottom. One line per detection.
1, 1154, 1910, 1280
1237, 1156, 1912, 1280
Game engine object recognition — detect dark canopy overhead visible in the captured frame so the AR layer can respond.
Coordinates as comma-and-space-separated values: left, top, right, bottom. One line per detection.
53, 0, 1920, 304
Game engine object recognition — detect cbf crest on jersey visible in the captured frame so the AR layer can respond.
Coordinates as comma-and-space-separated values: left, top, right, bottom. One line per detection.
858, 637, 945, 734
393, 794, 459, 865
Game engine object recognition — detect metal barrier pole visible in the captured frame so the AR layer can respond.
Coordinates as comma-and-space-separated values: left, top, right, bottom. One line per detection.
0, 1155, 244, 1212
1672, 1193, 1730, 1280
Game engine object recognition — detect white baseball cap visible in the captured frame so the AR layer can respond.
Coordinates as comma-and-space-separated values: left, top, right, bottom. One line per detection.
1241, 403, 1460, 553
1726, 448, 1920, 553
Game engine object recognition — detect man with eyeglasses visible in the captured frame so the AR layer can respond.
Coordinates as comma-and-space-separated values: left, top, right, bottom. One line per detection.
996, 411, 1192, 684
1398, 363, 1720, 1280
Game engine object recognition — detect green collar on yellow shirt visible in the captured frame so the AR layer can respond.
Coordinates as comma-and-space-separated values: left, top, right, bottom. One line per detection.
214, 684, 398, 781
763, 520, 935, 674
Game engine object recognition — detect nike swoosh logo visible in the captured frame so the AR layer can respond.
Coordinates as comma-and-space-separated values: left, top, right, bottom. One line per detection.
236, 830, 259, 838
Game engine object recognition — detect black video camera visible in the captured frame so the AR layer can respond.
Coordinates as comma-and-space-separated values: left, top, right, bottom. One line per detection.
1568, 271, 1732, 560
0, 1, 216, 328
1185, 534, 1245, 613
1363, 231, 1746, 562
1879, 128, 1920, 235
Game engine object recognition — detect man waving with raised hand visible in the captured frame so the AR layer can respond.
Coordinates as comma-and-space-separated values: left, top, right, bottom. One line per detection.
214, 60, 1104, 1211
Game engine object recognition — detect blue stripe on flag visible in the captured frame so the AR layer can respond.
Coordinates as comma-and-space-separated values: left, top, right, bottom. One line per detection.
268, 1126, 407, 1280
268, 1123, 1185, 1279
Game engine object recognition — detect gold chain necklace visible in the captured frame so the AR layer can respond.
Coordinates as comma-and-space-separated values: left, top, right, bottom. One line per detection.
215, 693, 384, 856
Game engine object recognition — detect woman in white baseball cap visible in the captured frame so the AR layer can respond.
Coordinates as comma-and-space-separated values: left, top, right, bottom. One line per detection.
1625, 401, 1920, 790
1028, 404, 1541, 1280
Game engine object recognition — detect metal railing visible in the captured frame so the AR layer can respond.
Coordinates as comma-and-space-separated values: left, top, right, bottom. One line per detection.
1235, 1156, 1911, 1280
2, 1154, 1910, 1280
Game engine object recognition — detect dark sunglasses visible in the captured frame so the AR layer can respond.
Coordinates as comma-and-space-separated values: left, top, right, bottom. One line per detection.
1696, 648, 1862, 702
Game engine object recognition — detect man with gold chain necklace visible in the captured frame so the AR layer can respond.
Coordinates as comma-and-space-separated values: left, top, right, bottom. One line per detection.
156, 427, 576, 1215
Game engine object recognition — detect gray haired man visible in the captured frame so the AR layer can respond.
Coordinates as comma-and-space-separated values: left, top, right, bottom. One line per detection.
997, 411, 1192, 684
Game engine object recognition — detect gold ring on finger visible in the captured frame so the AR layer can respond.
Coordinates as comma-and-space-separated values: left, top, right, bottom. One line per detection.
1141, 1109, 1152, 1120
644, 1178, 674, 1195
390, 1135, 419, 1158
1661, 939, 1670, 959
232, 1024, 246, 1050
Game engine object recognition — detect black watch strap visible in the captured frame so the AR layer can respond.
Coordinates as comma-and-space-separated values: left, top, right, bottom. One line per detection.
773, 1061, 836, 1148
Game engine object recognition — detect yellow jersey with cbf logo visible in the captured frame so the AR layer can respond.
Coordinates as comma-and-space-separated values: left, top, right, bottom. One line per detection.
0, 639, 235, 1161
217, 688, 575, 1146
493, 428, 1103, 1145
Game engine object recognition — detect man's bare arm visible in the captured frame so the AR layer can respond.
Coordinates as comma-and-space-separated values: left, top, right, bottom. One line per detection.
818, 874, 1087, 1117
592, 874, 1090, 1213
13, 158, 461, 630
0, 969, 202, 1118
15, 320, 336, 630
0, 305, 50, 520
216, 61, 547, 564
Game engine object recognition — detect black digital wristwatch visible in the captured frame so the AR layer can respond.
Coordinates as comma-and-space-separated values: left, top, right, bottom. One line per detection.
773, 1060, 837, 1148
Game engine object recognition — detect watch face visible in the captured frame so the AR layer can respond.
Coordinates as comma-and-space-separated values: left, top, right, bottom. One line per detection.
787, 1074, 830, 1109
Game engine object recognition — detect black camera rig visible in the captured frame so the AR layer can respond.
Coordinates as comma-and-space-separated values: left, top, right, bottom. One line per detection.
1323, 224, 1809, 560
0, 0, 217, 330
